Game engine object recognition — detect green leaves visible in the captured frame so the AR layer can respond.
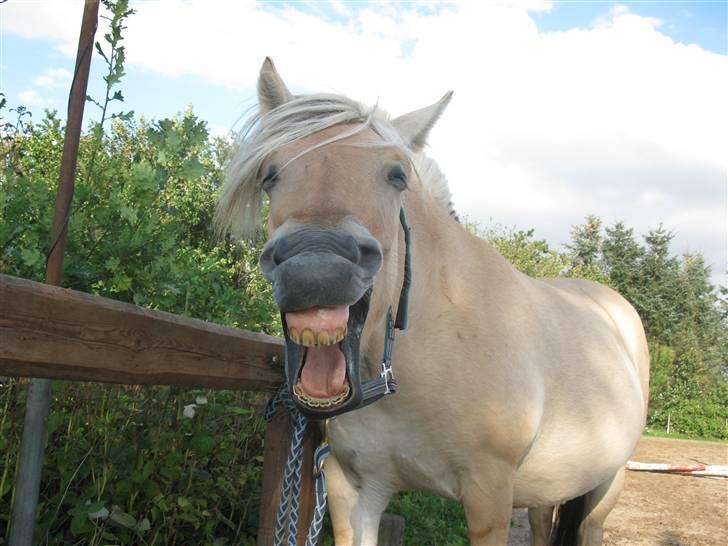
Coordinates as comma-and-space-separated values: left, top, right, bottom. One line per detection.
1, 379, 267, 544
189, 432, 216, 456
109, 508, 137, 529
89, 0, 134, 122
180, 158, 207, 180
19, 246, 43, 268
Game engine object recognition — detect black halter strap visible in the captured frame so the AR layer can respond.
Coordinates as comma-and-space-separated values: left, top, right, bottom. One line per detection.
358, 206, 411, 407
394, 207, 412, 330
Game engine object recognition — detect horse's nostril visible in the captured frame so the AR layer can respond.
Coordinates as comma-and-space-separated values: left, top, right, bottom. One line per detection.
358, 237, 384, 274
272, 239, 291, 266
341, 234, 361, 264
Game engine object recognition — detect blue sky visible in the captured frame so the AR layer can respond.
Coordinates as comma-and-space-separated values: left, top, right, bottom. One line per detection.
534, 1, 726, 53
2, 0, 727, 286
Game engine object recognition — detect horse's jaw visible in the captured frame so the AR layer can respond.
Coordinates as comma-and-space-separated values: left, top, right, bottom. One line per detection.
282, 289, 371, 418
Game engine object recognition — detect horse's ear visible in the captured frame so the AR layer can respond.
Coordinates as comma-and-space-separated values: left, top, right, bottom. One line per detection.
258, 57, 293, 113
392, 91, 453, 151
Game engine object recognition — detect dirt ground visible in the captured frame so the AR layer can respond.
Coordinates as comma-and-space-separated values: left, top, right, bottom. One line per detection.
507, 436, 727, 545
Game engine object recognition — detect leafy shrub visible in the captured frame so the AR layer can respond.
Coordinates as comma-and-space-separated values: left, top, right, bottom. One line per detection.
1, 378, 266, 545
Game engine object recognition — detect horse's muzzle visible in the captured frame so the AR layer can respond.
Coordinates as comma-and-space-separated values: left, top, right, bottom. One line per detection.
259, 222, 383, 417
260, 223, 383, 312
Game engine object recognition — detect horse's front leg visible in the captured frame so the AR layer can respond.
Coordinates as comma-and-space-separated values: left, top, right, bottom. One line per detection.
325, 454, 393, 545
461, 458, 516, 546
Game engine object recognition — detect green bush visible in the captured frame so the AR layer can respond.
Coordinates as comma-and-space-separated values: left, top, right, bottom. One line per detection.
1, 63, 279, 544
1, 379, 266, 545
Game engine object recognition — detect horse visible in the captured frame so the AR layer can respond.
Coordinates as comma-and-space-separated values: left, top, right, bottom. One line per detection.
216, 58, 650, 546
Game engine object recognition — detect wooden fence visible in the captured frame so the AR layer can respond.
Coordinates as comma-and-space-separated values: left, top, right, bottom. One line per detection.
0, 273, 311, 544
0, 274, 405, 545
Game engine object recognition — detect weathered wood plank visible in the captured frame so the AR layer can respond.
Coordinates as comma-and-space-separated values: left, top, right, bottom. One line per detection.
0, 274, 284, 390
378, 513, 405, 546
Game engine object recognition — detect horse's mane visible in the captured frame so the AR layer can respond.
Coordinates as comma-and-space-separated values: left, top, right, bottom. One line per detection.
411, 153, 459, 223
216, 93, 457, 239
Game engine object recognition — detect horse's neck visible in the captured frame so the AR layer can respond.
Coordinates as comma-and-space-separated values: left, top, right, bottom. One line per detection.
407, 188, 516, 292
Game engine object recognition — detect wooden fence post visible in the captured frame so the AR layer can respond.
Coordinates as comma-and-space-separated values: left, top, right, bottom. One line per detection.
258, 413, 316, 546
378, 514, 405, 546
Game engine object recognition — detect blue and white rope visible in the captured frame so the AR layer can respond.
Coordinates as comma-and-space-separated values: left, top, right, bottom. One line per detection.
265, 386, 330, 546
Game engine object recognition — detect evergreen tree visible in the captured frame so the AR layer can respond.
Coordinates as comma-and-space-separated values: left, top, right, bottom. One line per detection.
567, 214, 603, 269
675, 254, 726, 379
638, 224, 680, 341
601, 221, 644, 304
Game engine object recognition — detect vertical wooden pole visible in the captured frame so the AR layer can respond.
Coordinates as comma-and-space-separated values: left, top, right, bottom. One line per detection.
258, 413, 316, 546
8, 2, 100, 545
378, 514, 405, 546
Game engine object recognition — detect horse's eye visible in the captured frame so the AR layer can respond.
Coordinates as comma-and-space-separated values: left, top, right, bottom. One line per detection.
386, 165, 408, 190
262, 166, 280, 192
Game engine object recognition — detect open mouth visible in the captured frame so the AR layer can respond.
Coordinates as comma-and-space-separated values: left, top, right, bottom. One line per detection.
282, 291, 370, 415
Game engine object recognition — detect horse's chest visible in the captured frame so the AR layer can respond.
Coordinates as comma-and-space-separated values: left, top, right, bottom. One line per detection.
331, 415, 461, 500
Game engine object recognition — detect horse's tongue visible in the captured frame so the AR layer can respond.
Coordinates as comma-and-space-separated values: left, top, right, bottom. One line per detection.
300, 346, 347, 398
286, 305, 349, 398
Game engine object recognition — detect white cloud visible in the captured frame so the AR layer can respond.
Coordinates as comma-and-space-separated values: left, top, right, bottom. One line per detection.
4, 0, 726, 284
593, 5, 663, 31
328, 0, 353, 17
18, 89, 46, 107
1, 1, 85, 56
34, 67, 73, 88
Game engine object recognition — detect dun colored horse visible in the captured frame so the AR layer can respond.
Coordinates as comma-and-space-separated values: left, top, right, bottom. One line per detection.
216, 59, 649, 546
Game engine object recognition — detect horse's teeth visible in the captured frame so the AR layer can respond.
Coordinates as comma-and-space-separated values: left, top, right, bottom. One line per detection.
317, 330, 330, 346
302, 329, 315, 346
293, 383, 350, 408
288, 326, 347, 346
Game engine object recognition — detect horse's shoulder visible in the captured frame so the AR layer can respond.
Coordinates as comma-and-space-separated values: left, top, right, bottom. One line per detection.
523, 276, 643, 342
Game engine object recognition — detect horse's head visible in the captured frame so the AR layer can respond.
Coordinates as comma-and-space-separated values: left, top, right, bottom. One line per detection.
217, 58, 451, 417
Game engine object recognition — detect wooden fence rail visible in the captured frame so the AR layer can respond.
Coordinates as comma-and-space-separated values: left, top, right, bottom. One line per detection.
0, 274, 284, 389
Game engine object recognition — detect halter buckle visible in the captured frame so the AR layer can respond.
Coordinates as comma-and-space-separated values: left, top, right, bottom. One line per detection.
313, 454, 326, 478
380, 361, 394, 394
313, 419, 331, 478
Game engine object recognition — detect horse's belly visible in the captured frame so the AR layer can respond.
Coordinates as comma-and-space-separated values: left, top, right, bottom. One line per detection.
512, 391, 643, 507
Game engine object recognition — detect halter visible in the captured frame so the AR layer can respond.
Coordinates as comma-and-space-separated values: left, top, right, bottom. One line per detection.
264, 206, 412, 546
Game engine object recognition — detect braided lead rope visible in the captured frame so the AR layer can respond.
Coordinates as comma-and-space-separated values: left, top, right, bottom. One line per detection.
266, 388, 329, 546
306, 442, 331, 546
266, 387, 301, 546
286, 412, 305, 546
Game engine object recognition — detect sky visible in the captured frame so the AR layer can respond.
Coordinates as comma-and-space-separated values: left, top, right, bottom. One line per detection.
2, 0, 727, 288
